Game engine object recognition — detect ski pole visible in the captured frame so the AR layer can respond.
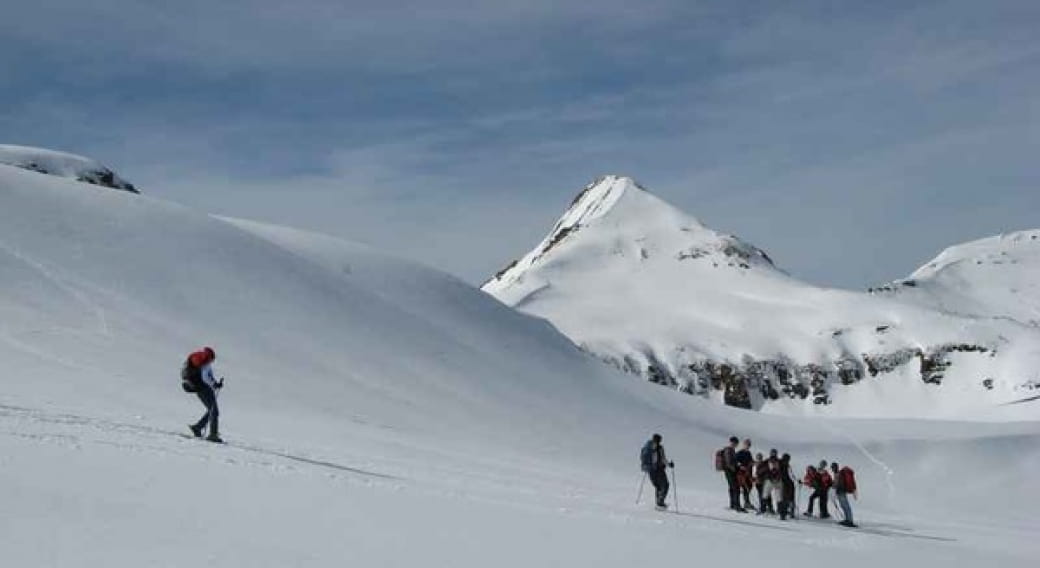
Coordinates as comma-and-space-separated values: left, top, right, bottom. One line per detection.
671, 467, 679, 513
636, 472, 647, 505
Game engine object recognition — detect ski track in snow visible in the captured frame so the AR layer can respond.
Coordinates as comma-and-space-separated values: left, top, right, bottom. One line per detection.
817, 418, 898, 501
0, 239, 111, 337
0, 404, 399, 481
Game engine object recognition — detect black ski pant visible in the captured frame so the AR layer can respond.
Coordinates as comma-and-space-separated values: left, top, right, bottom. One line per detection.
779, 481, 795, 519
193, 383, 219, 435
724, 470, 741, 509
649, 468, 670, 506
807, 488, 830, 517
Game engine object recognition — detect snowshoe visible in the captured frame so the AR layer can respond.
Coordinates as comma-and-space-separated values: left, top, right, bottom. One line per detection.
189, 424, 203, 438
206, 434, 224, 444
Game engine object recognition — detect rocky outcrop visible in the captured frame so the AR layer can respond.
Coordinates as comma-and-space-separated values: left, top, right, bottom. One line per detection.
0, 144, 138, 193
594, 342, 993, 410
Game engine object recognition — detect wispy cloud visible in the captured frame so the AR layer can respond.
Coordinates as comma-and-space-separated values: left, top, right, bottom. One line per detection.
2, 0, 1037, 287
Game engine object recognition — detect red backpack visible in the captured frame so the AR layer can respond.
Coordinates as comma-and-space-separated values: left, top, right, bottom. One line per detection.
714, 449, 725, 471
840, 467, 857, 493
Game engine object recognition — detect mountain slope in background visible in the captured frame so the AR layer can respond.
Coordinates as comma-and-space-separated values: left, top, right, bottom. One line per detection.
483, 176, 1040, 418
0, 144, 138, 193
872, 230, 1040, 327
1, 157, 1039, 566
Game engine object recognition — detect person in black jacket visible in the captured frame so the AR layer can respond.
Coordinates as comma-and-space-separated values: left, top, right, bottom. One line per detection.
721, 436, 745, 512
778, 453, 797, 520
640, 434, 674, 509
735, 438, 754, 510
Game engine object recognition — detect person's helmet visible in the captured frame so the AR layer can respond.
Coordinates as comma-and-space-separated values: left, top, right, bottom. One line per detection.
819, 460, 828, 469
203, 346, 216, 361
652, 433, 662, 443
729, 436, 739, 444
769, 448, 778, 457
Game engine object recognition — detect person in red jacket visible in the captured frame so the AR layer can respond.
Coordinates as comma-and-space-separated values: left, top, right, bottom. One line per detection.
803, 461, 832, 518
816, 461, 833, 519
182, 347, 224, 443
802, 465, 819, 514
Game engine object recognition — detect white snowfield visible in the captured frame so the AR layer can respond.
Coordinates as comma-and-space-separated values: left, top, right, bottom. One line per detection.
483, 176, 1040, 419
1, 162, 1038, 566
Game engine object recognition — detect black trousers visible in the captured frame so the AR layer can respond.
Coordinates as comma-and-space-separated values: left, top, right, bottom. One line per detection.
725, 470, 741, 509
807, 489, 829, 517
193, 383, 219, 435
649, 468, 670, 506
780, 481, 795, 519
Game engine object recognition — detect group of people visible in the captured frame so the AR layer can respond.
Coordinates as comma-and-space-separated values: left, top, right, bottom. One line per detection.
641, 434, 860, 529
717, 436, 859, 527
185, 352, 862, 530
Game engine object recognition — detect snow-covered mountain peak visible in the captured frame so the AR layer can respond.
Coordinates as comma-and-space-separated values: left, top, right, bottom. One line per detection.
0, 144, 138, 193
484, 176, 778, 300
555, 174, 710, 235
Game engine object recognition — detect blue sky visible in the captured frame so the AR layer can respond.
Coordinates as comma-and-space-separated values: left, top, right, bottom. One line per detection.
3, 0, 1038, 288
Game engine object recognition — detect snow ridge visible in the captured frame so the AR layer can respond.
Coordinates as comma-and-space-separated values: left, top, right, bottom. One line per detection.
873, 229, 1040, 326
0, 144, 138, 193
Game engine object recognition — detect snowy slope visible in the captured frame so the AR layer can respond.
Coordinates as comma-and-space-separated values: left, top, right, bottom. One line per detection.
1, 161, 1039, 566
0, 144, 138, 192
873, 229, 1040, 327
483, 176, 1040, 417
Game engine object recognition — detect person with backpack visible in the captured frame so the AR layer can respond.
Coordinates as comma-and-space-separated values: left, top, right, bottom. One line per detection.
778, 453, 796, 520
831, 461, 858, 527
719, 436, 745, 512
641, 434, 674, 509
182, 346, 224, 443
804, 460, 832, 518
735, 438, 754, 510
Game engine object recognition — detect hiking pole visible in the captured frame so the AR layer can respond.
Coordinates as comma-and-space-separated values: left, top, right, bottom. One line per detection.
636, 472, 647, 505
671, 467, 679, 513
832, 498, 844, 521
